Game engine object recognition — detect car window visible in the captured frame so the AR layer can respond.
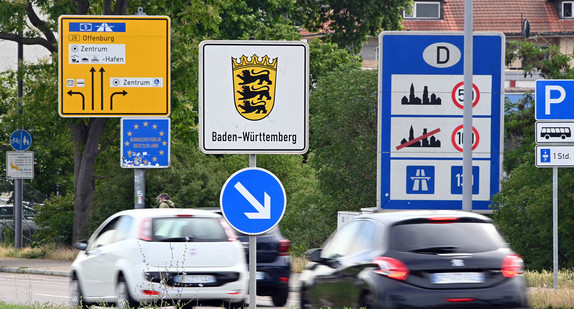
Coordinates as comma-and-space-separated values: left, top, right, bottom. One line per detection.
390, 222, 508, 253
114, 215, 133, 242
321, 220, 376, 259
152, 217, 228, 242
88, 216, 121, 250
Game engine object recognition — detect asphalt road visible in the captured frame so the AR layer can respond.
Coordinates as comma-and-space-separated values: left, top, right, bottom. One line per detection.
0, 258, 301, 308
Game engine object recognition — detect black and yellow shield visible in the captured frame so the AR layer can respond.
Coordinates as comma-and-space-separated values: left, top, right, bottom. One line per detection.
232, 54, 278, 121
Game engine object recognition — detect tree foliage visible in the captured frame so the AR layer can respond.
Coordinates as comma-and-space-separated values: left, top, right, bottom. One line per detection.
296, 0, 411, 53
308, 68, 378, 212
0, 0, 407, 249
493, 41, 574, 270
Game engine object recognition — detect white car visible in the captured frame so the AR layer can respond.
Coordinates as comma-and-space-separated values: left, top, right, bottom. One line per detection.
70, 208, 248, 309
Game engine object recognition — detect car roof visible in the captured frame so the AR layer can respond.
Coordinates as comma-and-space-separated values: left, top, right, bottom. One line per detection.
112, 207, 223, 219
354, 210, 492, 225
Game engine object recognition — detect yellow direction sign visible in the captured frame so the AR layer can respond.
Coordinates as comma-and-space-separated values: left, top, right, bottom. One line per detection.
58, 16, 170, 117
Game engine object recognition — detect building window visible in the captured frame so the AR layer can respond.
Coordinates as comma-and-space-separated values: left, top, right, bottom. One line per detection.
564, 1, 574, 18
404, 1, 441, 19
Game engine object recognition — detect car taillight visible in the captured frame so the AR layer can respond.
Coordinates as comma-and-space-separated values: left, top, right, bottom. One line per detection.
446, 298, 475, 302
427, 217, 460, 224
372, 257, 409, 280
278, 239, 290, 256
501, 254, 524, 278
138, 218, 152, 241
220, 218, 238, 241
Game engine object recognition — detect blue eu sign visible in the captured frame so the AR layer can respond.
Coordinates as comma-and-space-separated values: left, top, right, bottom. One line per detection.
220, 168, 286, 235
121, 118, 170, 168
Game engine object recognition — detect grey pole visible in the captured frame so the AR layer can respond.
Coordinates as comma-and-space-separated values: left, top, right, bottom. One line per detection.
462, 0, 474, 211
134, 169, 145, 208
553, 167, 558, 289
133, 7, 147, 210
15, 14, 24, 248
248, 154, 257, 309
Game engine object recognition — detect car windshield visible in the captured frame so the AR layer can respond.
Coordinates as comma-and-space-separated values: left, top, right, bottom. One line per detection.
390, 222, 508, 253
152, 217, 228, 242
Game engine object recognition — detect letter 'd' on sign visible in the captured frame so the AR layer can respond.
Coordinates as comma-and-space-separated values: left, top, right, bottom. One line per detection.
423, 42, 461, 68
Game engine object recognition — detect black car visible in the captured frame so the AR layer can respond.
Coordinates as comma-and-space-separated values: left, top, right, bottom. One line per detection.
237, 226, 291, 306
299, 210, 529, 309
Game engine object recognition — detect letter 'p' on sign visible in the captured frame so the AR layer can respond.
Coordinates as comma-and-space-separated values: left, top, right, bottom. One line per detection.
423, 42, 461, 68
545, 85, 566, 115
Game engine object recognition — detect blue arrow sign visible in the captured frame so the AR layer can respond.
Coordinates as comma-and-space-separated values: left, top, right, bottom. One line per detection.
10, 130, 32, 151
220, 168, 286, 235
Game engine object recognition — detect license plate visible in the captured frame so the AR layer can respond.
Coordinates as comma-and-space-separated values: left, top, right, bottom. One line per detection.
431, 272, 485, 284
256, 272, 265, 280
174, 275, 216, 284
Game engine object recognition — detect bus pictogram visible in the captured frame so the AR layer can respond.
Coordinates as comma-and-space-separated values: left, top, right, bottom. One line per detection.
540, 127, 571, 140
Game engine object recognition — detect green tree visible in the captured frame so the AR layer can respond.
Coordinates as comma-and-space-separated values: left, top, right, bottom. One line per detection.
492, 41, 574, 270
296, 0, 411, 53
308, 68, 378, 213
0, 0, 231, 242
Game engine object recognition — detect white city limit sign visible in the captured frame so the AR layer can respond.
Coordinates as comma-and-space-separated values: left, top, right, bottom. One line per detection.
199, 41, 309, 154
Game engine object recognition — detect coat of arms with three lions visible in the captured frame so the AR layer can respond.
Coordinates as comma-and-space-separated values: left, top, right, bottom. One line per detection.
232, 54, 278, 121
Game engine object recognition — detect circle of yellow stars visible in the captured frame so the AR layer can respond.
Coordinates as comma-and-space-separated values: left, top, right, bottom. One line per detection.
124, 121, 168, 164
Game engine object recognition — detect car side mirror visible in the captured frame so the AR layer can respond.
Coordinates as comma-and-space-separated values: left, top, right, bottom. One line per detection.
304, 248, 324, 263
74, 240, 88, 251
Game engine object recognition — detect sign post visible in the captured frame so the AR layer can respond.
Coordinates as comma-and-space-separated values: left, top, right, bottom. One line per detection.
201, 40, 308, 309
220, 167, 286, 309
58, 15, 170, 117
534, 79, 574, 290
377, 31, 504, 212
120, 117, 170, 208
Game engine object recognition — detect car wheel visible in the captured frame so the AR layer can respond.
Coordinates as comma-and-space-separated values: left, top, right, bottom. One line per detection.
178, 300, 195, 309
299, 287, 313, 309
70, 277, 89, 309
228, 300, 246, 309
116, 277, 138, 309
360, 292, 377, 309
271, 286, 289, 306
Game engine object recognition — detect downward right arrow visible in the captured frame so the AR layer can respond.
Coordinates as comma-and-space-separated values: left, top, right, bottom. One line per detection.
234, 181, 271, 219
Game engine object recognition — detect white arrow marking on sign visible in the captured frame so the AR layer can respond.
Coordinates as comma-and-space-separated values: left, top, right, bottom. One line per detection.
234, 182, 271, 219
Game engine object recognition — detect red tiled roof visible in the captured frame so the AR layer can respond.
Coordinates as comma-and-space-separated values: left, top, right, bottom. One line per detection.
402, 0, 574, 36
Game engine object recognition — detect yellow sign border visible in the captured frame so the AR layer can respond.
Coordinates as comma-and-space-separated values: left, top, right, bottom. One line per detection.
58, 15, 170, 117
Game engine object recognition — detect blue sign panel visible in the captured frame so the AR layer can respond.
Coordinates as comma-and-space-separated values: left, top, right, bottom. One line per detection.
535, 80, 574, 120
69, 22, 126, 32
450, 166, 480, 194
378, 31, 504, 211
120, 118, 170, 168
220, 168, 286, 235
10, 130, 32, 151
406, 166, 435, 194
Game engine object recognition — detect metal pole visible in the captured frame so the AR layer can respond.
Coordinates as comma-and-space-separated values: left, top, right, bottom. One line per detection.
14, 15, 24, 248
134, 169, 145, 208
249, 154, 257, 309
553, 167, 558, 290
462, 0, 474, 211
133, 7, 147, 210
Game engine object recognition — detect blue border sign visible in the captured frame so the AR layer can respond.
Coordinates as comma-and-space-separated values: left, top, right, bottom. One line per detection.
378, 31, 504, 212
220, 167, 286, 235
120, 118, 170, 168
10, 130, 32, 151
